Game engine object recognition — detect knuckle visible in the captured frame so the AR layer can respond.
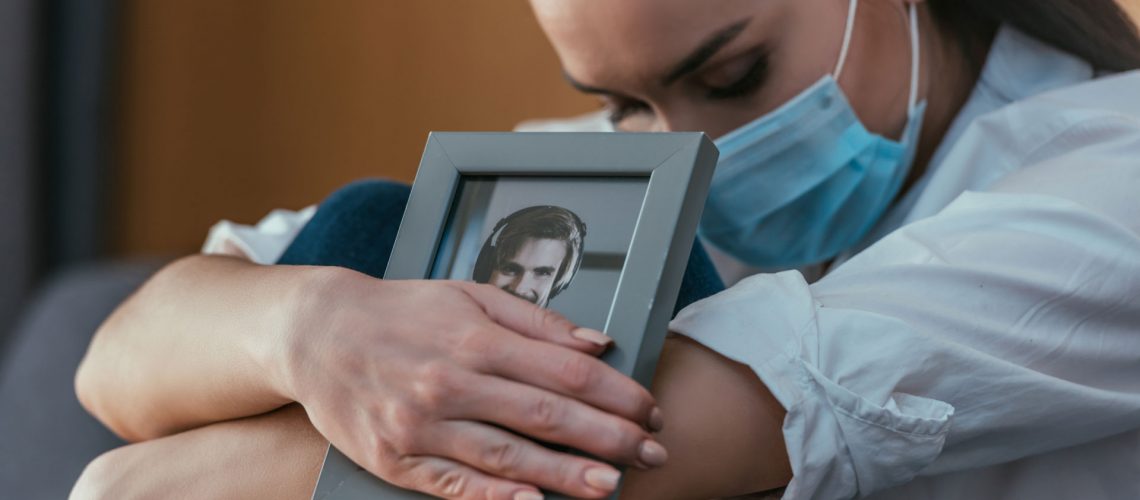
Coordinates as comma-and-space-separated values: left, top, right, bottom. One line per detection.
370, 447, 400, 479
481, 440, 522, 475
530, 307, 566, 334
413, 362, 456, 410
632, 387, 656, 420
555, 458, 584, 493
430, 467, 469, 498
388, 431, 420, 458
558, 354, 596, 393
454, 322, 491, 353
528, 394, 564, 433
453, 326, 497, 370
382, 404, 424, 455
606, 422, 648, 461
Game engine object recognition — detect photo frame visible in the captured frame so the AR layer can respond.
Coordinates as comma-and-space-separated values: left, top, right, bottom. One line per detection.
312, 132, 718, 500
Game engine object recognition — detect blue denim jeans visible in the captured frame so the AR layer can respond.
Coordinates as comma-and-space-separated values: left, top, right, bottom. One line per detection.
277, 180, 724, 317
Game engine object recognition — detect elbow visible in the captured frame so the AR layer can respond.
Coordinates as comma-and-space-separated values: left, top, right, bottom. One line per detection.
74, 298, 154, 442
70, 448, 135, 500
74, 255, 207, 442
74, 353, 151, 443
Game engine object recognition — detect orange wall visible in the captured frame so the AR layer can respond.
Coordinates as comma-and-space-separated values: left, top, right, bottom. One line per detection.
114, 1, 596, 256
114, 1, 1140, 256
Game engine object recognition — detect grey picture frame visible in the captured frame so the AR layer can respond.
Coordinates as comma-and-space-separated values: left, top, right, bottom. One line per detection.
312, 131, 718, 500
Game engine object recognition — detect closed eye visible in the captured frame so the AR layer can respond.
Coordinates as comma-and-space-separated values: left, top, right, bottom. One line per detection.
703, 47, 770, 100
602, 97, 652, 124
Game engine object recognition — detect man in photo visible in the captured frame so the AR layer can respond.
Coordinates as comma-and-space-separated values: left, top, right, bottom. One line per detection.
472, 205, 586, 308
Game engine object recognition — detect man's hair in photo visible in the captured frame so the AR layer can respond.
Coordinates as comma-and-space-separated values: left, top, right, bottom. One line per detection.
472, 205, 587, 298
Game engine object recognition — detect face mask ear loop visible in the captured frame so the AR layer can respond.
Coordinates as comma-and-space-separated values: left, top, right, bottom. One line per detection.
832, 0, 859, 81
906, 2, 921, 116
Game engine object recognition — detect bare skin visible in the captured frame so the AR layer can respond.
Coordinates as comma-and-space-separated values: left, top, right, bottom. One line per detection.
70, 405, 326, 500
77, 256, 662, 499
531, 0, 983, 192
71, 339, 789, 500
75, 0, 985, 498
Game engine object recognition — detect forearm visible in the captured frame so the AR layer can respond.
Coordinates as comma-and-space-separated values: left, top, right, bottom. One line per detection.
76, 254, 327, 441
621, 335, 791, 499
70, 404, 326, 500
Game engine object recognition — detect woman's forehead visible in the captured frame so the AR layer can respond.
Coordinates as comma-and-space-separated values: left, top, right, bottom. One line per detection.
530, 0, 777, 87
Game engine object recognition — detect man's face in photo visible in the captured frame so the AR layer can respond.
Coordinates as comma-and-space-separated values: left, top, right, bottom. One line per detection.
488, 237, 567, 307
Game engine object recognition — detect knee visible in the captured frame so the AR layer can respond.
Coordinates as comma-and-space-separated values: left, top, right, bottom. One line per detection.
319, 179, 411, 220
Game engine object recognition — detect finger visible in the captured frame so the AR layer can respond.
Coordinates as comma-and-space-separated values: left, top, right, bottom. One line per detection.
450, 374, 667, 469
460, 282, 613, 355
477, 330, 663, 432
423, 420, 621, 498
389, 455, 541, 500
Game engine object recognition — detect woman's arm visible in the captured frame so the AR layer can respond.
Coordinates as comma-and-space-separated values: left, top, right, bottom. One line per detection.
668, 194, 1140, 498
70, 404, 326, 500
72, 337, 791, 500
621, 336, 792, 499
76, 254, 664, 498
75, 254, 323, 441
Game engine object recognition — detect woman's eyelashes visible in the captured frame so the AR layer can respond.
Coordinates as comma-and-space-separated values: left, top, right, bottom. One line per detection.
602, 49, 770, 127
702, 49, 770, 100
604, 97, 651, 125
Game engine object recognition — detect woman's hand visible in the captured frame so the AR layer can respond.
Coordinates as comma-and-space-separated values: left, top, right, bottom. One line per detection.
275, 268, 667, 499
77, 255, 663, 498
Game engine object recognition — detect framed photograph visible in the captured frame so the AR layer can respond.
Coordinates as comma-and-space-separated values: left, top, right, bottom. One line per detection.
312, 132, 718, 500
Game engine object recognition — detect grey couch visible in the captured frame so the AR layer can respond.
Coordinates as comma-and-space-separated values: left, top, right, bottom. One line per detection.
0, 261, 161, 499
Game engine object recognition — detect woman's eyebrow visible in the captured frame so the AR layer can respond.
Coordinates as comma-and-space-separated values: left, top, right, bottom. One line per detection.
560, 17, 752, 97
660, 18, 753, 87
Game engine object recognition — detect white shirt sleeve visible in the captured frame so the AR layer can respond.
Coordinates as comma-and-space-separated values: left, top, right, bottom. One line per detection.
201, 206, 317, 265
671, 132, 1140, 498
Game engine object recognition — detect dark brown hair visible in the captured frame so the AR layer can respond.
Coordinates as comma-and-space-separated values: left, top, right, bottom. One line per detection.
471, 205, 587, 297
928, 0, 1140, 72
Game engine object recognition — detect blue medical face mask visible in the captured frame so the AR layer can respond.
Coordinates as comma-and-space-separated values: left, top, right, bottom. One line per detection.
700, 0, 927, 268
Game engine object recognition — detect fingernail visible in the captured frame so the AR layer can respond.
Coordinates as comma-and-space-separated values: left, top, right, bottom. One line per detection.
639, 439, 668, 467
571, 327, 612, 346
648, 406, 665, 432
514, 490, 544, 500
584, 467, 620, 491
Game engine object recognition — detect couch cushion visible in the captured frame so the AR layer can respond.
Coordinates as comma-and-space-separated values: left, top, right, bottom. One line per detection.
0, 260, 162, 499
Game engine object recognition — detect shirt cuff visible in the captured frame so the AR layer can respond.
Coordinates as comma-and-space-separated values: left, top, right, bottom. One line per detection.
670, 271, 954, 499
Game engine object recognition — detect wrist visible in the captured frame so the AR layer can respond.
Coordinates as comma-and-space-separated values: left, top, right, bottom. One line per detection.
261, 264, 347, 405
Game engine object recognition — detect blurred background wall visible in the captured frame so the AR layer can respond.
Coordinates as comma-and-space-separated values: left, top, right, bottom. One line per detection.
113, 0, 1140, 257
115, 0, 596, 257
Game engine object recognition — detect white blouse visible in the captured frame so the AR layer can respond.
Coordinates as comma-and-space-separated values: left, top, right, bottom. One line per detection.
205, 27, 1140, 500
674, 28, 1140, 499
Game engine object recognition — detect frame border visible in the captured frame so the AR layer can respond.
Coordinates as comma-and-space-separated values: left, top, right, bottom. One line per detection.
314, 132, 718, 500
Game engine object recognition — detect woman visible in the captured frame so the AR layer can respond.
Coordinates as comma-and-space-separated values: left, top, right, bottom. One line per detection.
73, 0, 1140, 498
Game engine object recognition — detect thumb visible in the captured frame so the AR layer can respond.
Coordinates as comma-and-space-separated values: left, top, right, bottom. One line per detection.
460, 282, 613, 355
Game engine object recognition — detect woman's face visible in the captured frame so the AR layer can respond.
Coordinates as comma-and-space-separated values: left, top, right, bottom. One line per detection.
530, 0, 920, 140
